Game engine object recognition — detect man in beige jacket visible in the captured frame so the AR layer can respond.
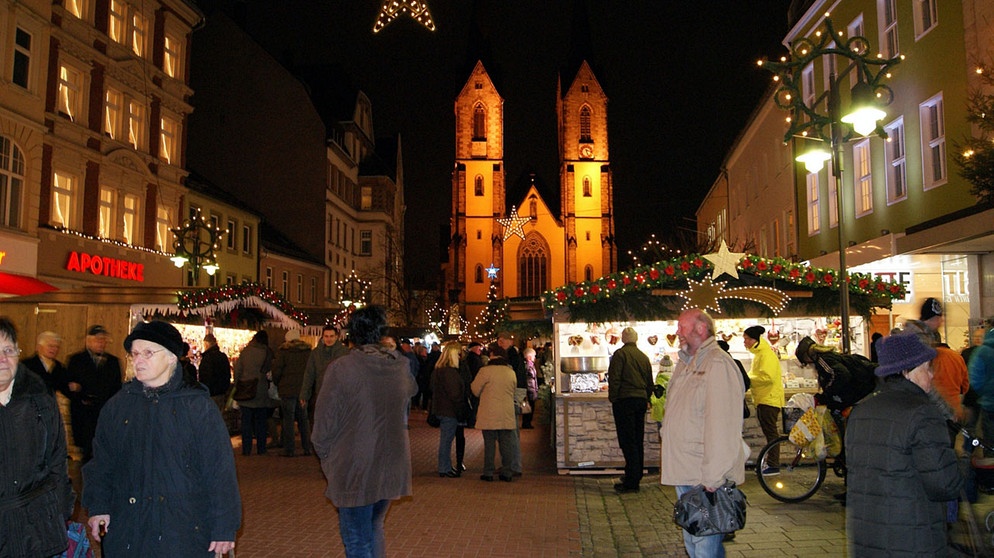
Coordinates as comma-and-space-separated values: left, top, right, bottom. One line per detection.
660, 309, 746, 557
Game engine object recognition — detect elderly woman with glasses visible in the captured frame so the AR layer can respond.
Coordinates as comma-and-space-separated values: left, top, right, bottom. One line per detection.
82, 321, 241, 557
0, 317, 75, 557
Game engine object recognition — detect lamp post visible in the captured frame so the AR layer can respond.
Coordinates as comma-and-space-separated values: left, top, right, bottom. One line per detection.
171, 209, 223, 284
759, 14, 901, 353
336, 270, 370, 310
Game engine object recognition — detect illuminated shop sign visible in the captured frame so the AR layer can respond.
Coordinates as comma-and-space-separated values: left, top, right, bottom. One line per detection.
65, 251, 144, 282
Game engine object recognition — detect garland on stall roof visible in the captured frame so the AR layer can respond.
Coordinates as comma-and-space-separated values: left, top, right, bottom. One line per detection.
542, 253, 906, 314
178, 283, 309, 324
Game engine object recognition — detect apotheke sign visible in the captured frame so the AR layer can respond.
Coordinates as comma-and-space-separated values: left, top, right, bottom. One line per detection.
65, 251, 145, 282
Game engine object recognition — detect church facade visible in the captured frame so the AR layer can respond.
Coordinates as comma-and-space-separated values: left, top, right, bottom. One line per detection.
445, 59, 618, 325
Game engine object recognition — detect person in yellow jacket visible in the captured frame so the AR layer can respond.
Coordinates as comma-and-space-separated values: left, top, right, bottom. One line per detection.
743, 325, 785, 475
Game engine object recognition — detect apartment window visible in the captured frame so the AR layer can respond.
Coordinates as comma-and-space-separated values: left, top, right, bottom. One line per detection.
310, 277, 317, 305
772, 219, 782, 257
913, 0, 938, 39
296, 274, 303, 302
281, 271, 288, 297
785, 209, 795, 256
474, 175, 484, 196
57, 64, 84, 122
847, 18, 865, 88
51, 172, 77, 228
582, 176, 592, 197
66, 0, 86, 19
475, 264, 483, 283
802, 64, 815, 121
130, 10, 148, 57
155, 206, 172, 251
98, 187, 114, 237
226, 219, 236, 250
879, 0, 899, 57
159, 116, 178, 164
265, 267, 273, 289
226, 273, 236, 285
854, 140, 873, 216
360, 186, 372, 210
806, 172, 820, 235
884, 118, 907, 203
579, 106, 592, 142
163, 33, 181, 78
121, 194, 138, 244
242, 224, 251, 254
473, 104, 486, 140
0, 136, 24, 228
104, 89, 122, 139
360, 230, 372, 256
127, 100, 145, 150
920, 95, 946, 189
108, 0, 125, 43
12, 27, 32, 89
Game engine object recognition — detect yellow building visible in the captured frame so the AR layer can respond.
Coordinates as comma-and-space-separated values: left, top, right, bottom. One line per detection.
446, 59, 617, 323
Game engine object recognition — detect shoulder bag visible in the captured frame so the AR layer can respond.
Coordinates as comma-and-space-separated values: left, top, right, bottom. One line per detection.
673, 481, 747, 536
232, 378, 259, 401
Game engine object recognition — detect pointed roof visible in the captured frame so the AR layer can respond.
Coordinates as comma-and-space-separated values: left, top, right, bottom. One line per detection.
508, 170, 560, 218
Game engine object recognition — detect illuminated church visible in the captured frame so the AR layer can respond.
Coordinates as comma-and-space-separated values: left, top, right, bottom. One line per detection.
445, 16, 618, 322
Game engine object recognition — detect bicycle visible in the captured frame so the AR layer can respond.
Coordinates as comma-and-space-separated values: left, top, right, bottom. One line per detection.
755, 407, 847, 503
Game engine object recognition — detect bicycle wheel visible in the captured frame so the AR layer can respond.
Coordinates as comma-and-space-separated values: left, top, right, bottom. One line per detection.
756, 436, 827, 503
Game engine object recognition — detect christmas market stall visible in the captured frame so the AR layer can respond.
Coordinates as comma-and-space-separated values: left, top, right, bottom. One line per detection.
540, 242, 905, 473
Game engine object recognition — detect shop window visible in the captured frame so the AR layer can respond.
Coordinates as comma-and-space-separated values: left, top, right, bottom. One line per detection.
920, 94, 946, 189
12, 27, 32, 89
104, 89, 122, 139
885, 118, 907, 203
0, 136, 25, 228
57, 64, 84, 122
51, 171, 77, 228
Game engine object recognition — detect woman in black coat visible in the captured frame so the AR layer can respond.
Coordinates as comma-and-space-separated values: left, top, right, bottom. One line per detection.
0, 317, 74, 558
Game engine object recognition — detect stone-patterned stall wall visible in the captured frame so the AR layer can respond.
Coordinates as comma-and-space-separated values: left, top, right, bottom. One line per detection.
555, 396, 661, 470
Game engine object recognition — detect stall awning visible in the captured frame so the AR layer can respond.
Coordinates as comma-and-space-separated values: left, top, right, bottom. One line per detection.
0, 272, 58, 297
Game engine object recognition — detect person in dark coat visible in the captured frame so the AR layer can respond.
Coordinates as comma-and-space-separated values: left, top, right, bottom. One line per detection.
0, 317, 74, 558
83, 321, 240, 557
273, 329, 312, 457
465, 342, 485, 379
234, 330, 275, 456
21, 330, 70, 397
846, 333, 963, 556
608, 327, 653, 494
197, 334, 231, 413
65, 325, 122, 462
432, 343, 468, 477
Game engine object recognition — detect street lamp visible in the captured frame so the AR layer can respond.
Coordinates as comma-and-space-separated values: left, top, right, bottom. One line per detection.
759, 14, 902, 353
336, 270, 370, 310
171, 209, 223, 284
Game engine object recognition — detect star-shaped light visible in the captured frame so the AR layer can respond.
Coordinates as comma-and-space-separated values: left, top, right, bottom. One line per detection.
497, 206, 530, 240
677, 277, 728, 314
485, 263, 500, 279
704, 240, 746, 279
373, 0, 436, 33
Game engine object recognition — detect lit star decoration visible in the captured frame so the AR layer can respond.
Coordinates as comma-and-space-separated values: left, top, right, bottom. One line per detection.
676, 277, 791, 315
703, 240, 746, 280
485, 263, 500, 279
372, 0, 436, 33
497, 206, 530, 241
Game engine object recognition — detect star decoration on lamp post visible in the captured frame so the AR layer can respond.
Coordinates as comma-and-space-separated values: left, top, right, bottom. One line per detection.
703, 240, 745, 280
497, 206, 530, 241
171, 209, 223, 284
373, 0, 436, 33
485, 263, 500, 279
336, 270, 370, 310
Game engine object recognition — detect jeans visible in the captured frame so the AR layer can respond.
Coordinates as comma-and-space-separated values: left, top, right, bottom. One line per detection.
675, 485, 726, 558
437, 416, 459, 473
482, 429, 521, 476
612, 397, 647, 488
338, 499, 390, 558
280, 397, 311, 455
240, 406, 269, 455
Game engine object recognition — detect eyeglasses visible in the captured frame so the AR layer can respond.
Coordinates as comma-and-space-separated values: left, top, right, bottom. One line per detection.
128, 348, 165, 360
0, 346, 20, 358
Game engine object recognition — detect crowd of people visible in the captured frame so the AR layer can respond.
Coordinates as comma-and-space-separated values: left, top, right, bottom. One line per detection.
7, 295, 994, 557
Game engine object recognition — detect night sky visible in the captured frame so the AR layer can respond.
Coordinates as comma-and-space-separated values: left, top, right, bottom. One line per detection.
219, 1, 791, 287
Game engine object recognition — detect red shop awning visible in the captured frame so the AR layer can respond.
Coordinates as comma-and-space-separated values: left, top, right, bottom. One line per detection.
0, 272, 59, 297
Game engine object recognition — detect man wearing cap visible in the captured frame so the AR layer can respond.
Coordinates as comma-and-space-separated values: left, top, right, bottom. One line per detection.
919, 297, 944, 345
465, 342, 485, 379
846, 333, 963, 556
743, 325, 784, 475
198, 334, 232, 414
66, 325, 122, 462
608, 327, 653, 494
274, 330, 313, 457
83, 321, 240, 557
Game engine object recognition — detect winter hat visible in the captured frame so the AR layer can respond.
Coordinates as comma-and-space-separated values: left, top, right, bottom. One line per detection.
467, 342, 482, 350
743, 325, 765, 341
621, 327, 638, 344
285, 329, 301, 342
87, 324, 109, 336
124, 321, 185, 359
874, 333, 937, 377
794, 336, 816, 364
920, 297, 943, 321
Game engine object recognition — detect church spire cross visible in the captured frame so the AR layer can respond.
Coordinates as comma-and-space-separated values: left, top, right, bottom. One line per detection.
373, 0, 436, 33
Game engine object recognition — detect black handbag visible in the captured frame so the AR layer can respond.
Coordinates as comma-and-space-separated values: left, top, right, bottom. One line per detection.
232, 378, 258, 401
673, 481, 747, 536
427, 413, 441, 428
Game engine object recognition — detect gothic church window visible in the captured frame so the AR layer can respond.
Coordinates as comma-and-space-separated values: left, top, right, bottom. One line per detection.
583, 177, 592, 197
474, 175, 484, 196
580, 106, 592, 142
473, 104, 486, 140
518, 234, 549, 297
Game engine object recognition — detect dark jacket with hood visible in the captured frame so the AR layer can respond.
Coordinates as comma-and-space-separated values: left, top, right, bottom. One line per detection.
0, 365, 74, 558
968, 328, 994, 412
273, 339, 312, 399
197, 345, 231, 397
82, 364, 241, 557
